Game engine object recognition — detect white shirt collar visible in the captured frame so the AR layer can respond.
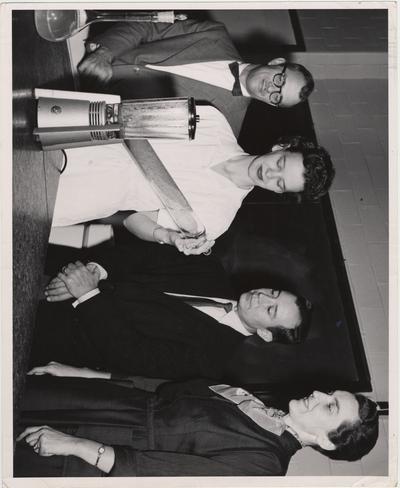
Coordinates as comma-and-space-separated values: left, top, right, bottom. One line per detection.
238, 62, 251, 97
219, 306, 252, 335
165, 292, 251, 336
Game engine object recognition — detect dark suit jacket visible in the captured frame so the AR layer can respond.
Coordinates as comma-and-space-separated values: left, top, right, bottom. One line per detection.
89, 239, 235, 296
45, 239, 234, 300
91, 19, 250, 137
15, 376, 301, 477
32, 245, 246, 380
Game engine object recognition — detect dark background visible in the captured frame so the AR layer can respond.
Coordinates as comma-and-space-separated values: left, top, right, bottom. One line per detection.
92, 9, 370, 393
14, 10, 371, 409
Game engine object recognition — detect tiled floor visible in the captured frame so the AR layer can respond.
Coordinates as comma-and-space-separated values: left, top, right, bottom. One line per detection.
287, 78, 389, 477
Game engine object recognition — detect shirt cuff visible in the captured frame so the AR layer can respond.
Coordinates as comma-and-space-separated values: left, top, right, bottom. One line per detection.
72, 288, 101, 308
88, 262, 108, 280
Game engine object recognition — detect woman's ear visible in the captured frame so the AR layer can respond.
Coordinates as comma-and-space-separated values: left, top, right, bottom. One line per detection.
271, 142, 291, 152
316, 432, 336, 451
256, 328, 273, 343
268, 57, 286, 66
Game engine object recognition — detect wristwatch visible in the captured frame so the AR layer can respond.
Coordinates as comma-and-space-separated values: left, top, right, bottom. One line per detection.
95, 444, 106, 467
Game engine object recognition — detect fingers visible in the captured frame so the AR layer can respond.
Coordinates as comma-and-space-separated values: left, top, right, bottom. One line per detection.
27, 367, 46, 375
45, 283, 69, 295
60, 263, 75, 275
28, 361, 62, 376
66, 263, 77, 273
45, 287, 69, 296
179, 239, 215, 256
16, 426, 45, 442
59, 261, 85, 274
58, 261, 85, 281
174, 237, 215, 255
24, 431, 43, 446
64, 262, 80, 274
86, 263, 97, 273
45, 278, 66, 290
86, 263, 101, 279
27, 362, 54, 376
185, 242, 215, 255
45, 291, 74, 302
45, 277, 72, 301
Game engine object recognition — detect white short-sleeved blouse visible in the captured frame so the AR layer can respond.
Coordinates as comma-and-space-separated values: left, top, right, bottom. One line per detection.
52, 106, 253, 240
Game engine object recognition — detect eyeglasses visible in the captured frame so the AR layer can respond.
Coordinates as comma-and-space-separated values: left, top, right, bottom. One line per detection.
269, 64, 287, 107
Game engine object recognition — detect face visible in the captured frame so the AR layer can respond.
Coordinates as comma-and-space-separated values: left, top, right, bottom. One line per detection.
237, 288, 300, 332
245, 63, 305, 107
248, 150, 305, 193
287, 391, 360, 447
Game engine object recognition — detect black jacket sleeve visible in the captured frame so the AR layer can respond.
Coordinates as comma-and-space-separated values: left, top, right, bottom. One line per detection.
91, 19, 227, 61
109, 446, 284, 477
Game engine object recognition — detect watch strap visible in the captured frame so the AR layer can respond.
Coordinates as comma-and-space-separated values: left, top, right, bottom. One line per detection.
95, 444, 106, 467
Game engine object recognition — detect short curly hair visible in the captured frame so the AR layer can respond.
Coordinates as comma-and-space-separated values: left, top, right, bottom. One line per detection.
276, 135, 335, 199
313, 394, 379, 461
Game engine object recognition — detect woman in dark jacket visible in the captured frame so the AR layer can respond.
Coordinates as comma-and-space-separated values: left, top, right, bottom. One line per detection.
15, 374, 378, 477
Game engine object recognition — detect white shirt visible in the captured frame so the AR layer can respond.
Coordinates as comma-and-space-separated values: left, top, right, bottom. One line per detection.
146, 60, 251, 96
73, 265, 251, 336
53, 106, 252, 240
166, 292, 251, 336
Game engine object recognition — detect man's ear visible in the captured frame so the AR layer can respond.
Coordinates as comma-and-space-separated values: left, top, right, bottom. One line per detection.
256, 328, 273, 342
268, 57, 286, 66
316, 432, 336, 451
271, 142, 291, 152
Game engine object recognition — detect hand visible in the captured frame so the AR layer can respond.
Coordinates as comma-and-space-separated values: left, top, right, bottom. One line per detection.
45, 263, 100, 302
78, 46, 113, 85
57, 261, 100, 299
173, 235, 215, 256
28, 361, 91, 378
16, 426, 79, 457
45, 276, 73, 302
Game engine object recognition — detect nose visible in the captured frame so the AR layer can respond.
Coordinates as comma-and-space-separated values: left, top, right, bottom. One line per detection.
258, 292, 274, 305
265, 168, 281, 179
313, 391, 331, 402
266, 81, 278, 94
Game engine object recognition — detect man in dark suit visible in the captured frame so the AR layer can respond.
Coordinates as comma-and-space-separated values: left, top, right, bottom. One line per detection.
78, 19, 314, 137
15, 376, 378, 476
31, 244, 311, 380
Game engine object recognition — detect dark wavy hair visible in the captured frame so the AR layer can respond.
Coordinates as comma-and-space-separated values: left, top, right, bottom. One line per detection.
313, 394, 379, 461
286, 63, 315, 102
267, 295, 312, 344
276, 135, 335, 199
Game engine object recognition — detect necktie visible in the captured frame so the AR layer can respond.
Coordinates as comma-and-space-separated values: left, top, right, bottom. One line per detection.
178, 296, 233, 314
229, 61, 243, 96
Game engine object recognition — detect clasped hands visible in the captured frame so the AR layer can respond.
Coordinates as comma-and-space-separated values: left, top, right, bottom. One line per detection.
172, 233, 215, 256
44, 261, 100, 302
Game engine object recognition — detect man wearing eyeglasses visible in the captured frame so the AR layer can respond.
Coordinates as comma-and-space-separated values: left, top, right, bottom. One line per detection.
240, 60, 306, 108
78, 19, 314, 138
